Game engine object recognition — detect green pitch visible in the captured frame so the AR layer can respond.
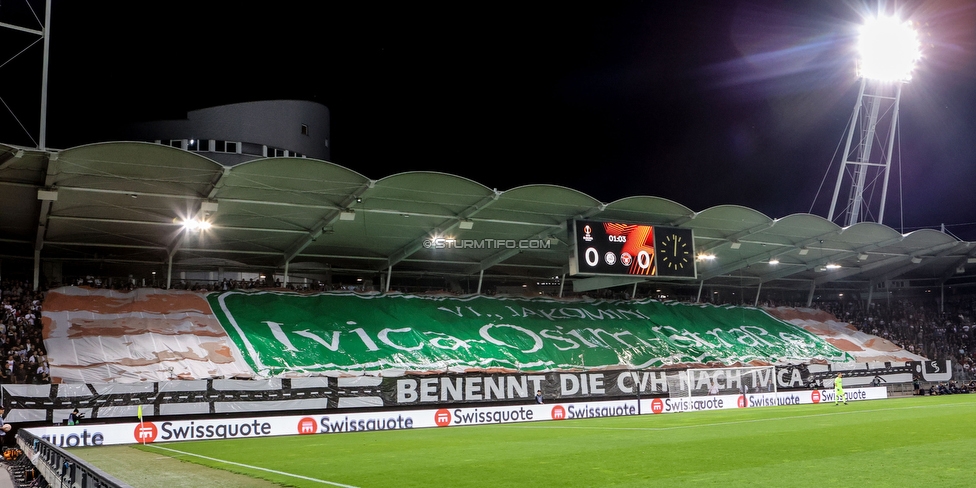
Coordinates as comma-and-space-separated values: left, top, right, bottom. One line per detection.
74, 395, 976, 487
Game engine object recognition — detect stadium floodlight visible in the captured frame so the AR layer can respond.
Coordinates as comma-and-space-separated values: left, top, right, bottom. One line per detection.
181, 218, 211, 232
827, 15, 922, 227
857, 16, 921, 82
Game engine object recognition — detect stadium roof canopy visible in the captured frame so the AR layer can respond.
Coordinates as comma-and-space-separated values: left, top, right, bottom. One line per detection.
2, 142, 976, 300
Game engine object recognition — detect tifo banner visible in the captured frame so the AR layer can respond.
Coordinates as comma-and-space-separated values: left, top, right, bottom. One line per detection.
42, 287, 254, 383
208, 292, 851, 376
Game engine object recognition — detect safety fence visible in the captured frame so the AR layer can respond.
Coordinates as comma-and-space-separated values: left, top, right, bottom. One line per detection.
15, 429, 128, 487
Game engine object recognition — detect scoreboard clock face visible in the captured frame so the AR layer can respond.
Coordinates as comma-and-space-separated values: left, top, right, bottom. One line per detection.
653, 227, 696, 277
570, 220, 696, 278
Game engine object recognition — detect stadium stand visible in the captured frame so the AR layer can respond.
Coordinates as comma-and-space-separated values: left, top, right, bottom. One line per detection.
0, 41, 972, 480
0, 278, 969, 487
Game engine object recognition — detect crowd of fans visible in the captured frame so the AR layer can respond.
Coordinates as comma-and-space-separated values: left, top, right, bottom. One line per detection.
925, 380, 976, 395
814, 297, 976, 373
0, 280, 49, 385
67, 275, 372, 293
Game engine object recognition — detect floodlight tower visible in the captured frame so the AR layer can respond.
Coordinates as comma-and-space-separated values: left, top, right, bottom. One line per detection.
827, 15, 921, 227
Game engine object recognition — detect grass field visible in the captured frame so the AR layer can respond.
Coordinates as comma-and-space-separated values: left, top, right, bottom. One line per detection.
73, 395, 976, 488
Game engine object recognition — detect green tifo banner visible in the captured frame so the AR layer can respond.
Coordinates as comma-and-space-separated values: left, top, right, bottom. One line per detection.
207, 292, 852, 376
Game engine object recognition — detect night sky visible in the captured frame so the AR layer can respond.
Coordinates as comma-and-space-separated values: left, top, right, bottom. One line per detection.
3, 1, 976, 238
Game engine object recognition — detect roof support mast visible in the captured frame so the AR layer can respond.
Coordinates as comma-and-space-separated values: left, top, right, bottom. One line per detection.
39, 0, 52, 150
826, 14, 919, 228
827, 79, 903, 227
0, 0, 51, 148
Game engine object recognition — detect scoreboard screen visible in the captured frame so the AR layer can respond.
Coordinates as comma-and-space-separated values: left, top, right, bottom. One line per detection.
569, 220, 696, 278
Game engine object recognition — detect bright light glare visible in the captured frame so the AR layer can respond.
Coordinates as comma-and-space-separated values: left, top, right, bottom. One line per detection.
182, 218, 211, 231
858, 16, 921, 81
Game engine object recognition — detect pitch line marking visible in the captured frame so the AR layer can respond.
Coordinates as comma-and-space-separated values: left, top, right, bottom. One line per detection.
503, 401, 972, 433
147, 444, 359, 488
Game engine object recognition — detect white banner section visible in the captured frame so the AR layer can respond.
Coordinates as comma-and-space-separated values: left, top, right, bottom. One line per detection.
24, 388, 886, 448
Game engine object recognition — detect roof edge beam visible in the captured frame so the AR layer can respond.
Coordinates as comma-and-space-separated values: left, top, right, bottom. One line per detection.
939, 243, 976, 282
281, 180, 375, 264
0, 149, 24, 170
376, 190, 502, 271
698, 220, 776, 254
206, 166, 231, 199
464, 206, 604, 276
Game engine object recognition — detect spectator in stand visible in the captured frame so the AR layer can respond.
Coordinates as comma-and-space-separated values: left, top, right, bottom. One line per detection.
35, 361, 49, 384
0, 406, 10, 447
0, 280, 50, 385
816, 296, 976, 366
13, 364, 27, 384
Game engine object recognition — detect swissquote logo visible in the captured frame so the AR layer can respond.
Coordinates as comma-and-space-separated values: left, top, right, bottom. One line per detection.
298, 417, 317, 435
434, 409, 452, 427
811, 390, 821, 403
134, 421, 158, 443
550, 405, 566, 420
737, 395, 747, 408
650, 398, 664, 414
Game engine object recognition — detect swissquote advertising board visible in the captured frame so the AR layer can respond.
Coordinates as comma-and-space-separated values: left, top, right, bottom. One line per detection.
25, 387, 886, 447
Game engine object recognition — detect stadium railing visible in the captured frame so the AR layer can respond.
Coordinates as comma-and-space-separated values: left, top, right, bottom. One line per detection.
886, 382, 914, 398
16, 429, 129, 488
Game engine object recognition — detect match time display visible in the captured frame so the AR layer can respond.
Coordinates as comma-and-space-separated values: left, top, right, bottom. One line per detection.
569, 220, 696, 278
